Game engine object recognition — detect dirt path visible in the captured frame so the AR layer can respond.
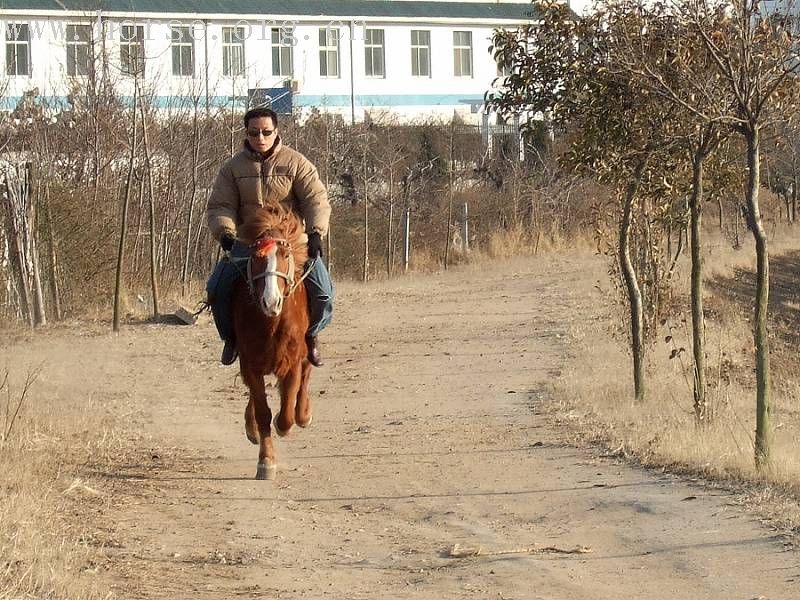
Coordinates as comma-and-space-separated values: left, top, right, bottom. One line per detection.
5, 254, 799, 599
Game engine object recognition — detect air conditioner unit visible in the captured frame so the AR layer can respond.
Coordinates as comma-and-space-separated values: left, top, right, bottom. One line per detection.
284, 79, 300, 93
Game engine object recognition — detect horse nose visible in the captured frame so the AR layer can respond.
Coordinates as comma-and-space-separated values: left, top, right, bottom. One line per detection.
261, 295, 283, 317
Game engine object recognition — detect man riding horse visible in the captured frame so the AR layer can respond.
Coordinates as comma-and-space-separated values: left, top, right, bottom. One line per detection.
206, 107, 334, 367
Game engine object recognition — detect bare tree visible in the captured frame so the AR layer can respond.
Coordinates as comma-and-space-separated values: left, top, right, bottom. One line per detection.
138, 87, 160, 318
685, 0, 800, 468
113, 82, 139, 332
487, 0, 683, 402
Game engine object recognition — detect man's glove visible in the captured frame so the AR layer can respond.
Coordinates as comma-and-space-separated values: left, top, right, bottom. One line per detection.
307, 232, 323, 259
220, 233, 235, 252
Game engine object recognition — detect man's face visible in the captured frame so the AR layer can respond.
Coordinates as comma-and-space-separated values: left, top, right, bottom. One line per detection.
245, 116, 278, 153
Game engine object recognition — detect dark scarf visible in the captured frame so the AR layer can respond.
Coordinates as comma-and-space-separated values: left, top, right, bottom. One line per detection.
244, 137, 281, 162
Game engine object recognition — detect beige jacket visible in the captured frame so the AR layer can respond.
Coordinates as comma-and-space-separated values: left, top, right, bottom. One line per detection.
206, 137, 331, 241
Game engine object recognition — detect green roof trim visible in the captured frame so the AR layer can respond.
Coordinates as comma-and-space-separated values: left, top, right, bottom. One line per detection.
0, 1, 541, 20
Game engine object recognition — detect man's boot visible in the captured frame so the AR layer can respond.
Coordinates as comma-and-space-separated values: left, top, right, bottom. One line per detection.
221, 340, 238, 365
306, 334, 323, 367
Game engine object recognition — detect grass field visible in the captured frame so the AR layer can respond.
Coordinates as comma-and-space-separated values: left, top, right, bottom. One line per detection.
555, 228, 800, 533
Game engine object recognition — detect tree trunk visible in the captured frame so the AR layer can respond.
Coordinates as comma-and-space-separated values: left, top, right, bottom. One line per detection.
363, 165, 369, 283
643, 195, 659, 329
386, 167, 394, 278
131, 178, 145, 272
91, 111, 101, 224
182, 106, 200, 296
746, 128, 772, 470
133, 179, 146, 273
690, 151, 706, 423
619, 157, 649, 403
444, 127, 454, 270
157, 202, 170, 274
113, 86, 139, 332
43, 184, 62, 321
325, 122, 333, 275
158, 175, 174, 274
3, 166, 35, 326
445, 182, 453, 270
666, 221, 672, 260
26, 163, 46, 326
190, 212, 206, 282
139, 96, 160, 318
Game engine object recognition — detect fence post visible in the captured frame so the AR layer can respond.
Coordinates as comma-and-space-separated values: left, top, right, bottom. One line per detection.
462, 202, 469, 253
481, 112, 490, 155
403, 207, 410, 273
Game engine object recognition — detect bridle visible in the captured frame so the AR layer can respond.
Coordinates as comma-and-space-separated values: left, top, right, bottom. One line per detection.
239, 236, 315, 299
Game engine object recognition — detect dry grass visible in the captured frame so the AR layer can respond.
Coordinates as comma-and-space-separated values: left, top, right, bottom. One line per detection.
555, 224, 800, 533
482, 222, 595, 260
0, 366, 131, 599
703, 222, 800, 280
485, 223, 534, 258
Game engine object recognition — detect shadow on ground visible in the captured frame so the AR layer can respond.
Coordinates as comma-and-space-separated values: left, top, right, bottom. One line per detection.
707, 249, 800, 353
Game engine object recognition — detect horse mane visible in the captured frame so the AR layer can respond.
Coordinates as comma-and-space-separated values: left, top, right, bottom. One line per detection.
239, 206, 308, 278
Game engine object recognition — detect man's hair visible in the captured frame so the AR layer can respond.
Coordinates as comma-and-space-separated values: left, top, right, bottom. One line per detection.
244, 107, 278, 129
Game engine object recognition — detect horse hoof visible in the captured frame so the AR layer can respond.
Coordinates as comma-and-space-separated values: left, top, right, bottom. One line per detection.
255, 462, 277, 480
273, 413, 291, 437
296, 414, 313, 428
246, 430, 259, 445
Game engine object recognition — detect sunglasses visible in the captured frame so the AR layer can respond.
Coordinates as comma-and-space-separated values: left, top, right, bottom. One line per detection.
247, 128, 276, 138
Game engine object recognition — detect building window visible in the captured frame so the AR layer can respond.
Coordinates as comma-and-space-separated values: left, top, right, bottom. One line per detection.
411, 30, 430, 77
453, 31, 473, 78
222, 26, 245, 77
66, 24, 92, 77
171, 26, 194, 77
6, 23, 30, 77
120, 25, 145, 77
271, 27, 293, 77
319, 28, 339, 78
495, 55, 512, 84
364, 28, 385, 78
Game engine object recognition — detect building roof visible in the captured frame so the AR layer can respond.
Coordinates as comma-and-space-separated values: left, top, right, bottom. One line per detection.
0, 0, 541, 21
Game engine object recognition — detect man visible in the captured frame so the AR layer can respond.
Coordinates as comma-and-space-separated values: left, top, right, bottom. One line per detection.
206, 107, 333, 367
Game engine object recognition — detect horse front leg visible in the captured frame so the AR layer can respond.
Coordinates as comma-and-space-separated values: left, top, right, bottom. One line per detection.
244, 398, 258, 445
242, 364, 277, 480
274, 364, 301, 437
295, 360, 313, 428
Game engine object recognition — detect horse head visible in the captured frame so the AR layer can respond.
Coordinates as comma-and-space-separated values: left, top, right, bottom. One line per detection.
239, 206, 307, 318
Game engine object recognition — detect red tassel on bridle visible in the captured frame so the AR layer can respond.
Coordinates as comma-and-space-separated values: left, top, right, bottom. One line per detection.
251, 237, 277, 258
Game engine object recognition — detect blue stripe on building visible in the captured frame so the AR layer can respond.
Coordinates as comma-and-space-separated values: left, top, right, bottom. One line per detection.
0, 93, 484, 112
296, 94, 483, 107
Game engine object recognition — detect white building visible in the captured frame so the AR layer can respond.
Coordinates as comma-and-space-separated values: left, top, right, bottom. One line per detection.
0, 0, 538, 123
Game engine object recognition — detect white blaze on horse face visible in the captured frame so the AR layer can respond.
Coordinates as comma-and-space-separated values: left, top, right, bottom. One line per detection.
260, 246, 283, 317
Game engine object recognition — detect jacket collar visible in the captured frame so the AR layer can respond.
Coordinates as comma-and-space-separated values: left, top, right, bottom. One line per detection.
243, 136, 283, 161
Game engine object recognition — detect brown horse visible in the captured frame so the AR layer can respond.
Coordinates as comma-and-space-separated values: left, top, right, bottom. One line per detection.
231, 207, 313, 480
